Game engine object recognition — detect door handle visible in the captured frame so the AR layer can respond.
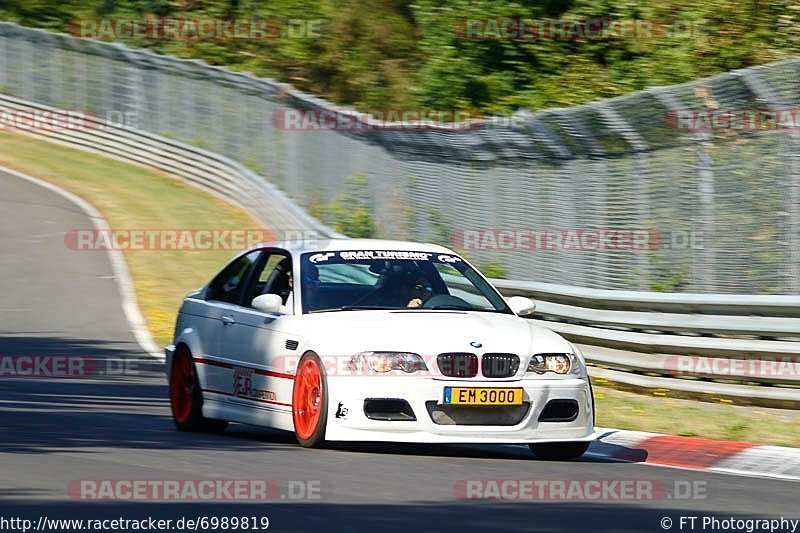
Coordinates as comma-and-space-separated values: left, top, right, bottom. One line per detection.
221, 315, 236, 326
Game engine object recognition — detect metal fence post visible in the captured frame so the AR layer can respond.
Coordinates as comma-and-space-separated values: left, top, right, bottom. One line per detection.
697, 131, 716, 292
788, 133, 800, 293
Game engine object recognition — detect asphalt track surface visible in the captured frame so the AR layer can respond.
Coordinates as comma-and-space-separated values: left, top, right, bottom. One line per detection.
0, 169, 797, 532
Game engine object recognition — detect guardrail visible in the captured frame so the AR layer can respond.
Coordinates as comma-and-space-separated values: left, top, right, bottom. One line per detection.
3, 94, 798, 407
0, 94, 339, 239
495, 279, 799, 405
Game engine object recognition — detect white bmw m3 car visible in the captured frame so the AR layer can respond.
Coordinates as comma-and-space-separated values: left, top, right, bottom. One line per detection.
166, 239, 596, 459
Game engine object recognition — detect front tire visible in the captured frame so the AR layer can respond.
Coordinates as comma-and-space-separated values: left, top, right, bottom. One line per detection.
169, 349, 228, 432
292, 352, 328, 448
529, 441, 590, 460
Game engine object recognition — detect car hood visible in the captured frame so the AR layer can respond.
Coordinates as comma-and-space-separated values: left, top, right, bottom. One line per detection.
298, 310, 573, 357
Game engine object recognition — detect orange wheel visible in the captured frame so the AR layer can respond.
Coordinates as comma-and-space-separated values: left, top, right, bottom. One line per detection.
169, 350, 197, 427
292, 353, 327, 447
169, 348, 228, 432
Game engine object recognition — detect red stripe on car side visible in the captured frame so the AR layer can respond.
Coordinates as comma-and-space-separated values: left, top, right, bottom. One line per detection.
254, 368, 295, 380
192, 357, 233, 369
192, 357, 295, 380
201, 388, 293, 408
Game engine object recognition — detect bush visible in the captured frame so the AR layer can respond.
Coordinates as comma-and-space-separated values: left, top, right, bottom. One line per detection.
310, 173, 376, 238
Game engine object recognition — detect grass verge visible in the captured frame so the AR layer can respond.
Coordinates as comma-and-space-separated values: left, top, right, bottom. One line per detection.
1, 131, 798, 448
594, 383, 800, 447
0, 132, 259, 346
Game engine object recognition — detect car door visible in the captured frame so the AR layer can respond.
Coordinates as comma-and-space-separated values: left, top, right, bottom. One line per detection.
219, 250, 298, 415
200, 250, 263, 395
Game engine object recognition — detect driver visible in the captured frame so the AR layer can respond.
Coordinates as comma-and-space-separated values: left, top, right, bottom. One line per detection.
403, 272, 433, 308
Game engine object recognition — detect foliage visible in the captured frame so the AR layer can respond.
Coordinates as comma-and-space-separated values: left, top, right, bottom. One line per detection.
478, 261, 507, 279
310, 173, 376, 238
2, 0, 800, 115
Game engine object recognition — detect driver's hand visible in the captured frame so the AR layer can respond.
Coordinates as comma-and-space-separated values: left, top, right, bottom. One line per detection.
407, 298, 423, 308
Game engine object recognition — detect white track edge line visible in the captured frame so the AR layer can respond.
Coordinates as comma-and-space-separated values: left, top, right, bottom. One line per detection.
2, 166, 163, 360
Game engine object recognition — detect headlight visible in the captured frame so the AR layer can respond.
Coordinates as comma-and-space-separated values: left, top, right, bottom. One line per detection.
348, 352, 428, 373
527, 353, 581, 375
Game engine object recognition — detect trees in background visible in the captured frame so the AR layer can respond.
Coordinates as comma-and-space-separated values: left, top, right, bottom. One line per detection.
2, 0, 797, 115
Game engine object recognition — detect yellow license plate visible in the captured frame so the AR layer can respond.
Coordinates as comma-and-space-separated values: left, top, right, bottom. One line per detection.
444, 387, 523, 406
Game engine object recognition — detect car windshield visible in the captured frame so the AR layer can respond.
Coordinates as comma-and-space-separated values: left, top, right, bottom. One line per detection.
300, 250, 513, 314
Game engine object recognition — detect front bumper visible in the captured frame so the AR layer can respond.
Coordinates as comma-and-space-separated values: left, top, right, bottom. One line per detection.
324, 376, 596, 444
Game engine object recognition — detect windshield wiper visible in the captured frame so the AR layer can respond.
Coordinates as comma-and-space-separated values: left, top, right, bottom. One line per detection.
426, 305, 508, 313
308, 305, 398, 313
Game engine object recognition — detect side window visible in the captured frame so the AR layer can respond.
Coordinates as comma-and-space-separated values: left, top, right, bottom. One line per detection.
243, 252, 293, 307
259, 255, 288, 284
206, 251, 261, 304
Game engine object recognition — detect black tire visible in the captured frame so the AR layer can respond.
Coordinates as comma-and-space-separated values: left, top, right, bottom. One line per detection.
529, 441, 590, 460
291, 352, 328, 448
169, 348, 229, 433
201, 418, 230, 433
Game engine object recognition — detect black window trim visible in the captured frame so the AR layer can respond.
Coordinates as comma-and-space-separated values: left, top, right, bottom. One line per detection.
205, 247, 293, 309
240, 248, 293, 309
204, 249, 262, 306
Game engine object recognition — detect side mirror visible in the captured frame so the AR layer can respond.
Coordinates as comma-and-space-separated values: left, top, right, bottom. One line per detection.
507, 295, 536, 317
252, 293, 283, 314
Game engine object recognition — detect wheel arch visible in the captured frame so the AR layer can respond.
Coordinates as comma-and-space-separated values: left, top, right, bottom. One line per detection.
167, 327, 203, 379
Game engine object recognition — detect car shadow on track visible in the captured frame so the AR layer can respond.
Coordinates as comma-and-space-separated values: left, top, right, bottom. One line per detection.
225, 424, 625, 464
0, 335, 246, 455
0, 334, 641, 463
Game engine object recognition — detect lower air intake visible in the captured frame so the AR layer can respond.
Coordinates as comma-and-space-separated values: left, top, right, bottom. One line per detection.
363, 398, 416, 421
538, 399, 580, 422
426, 401, 530, 426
